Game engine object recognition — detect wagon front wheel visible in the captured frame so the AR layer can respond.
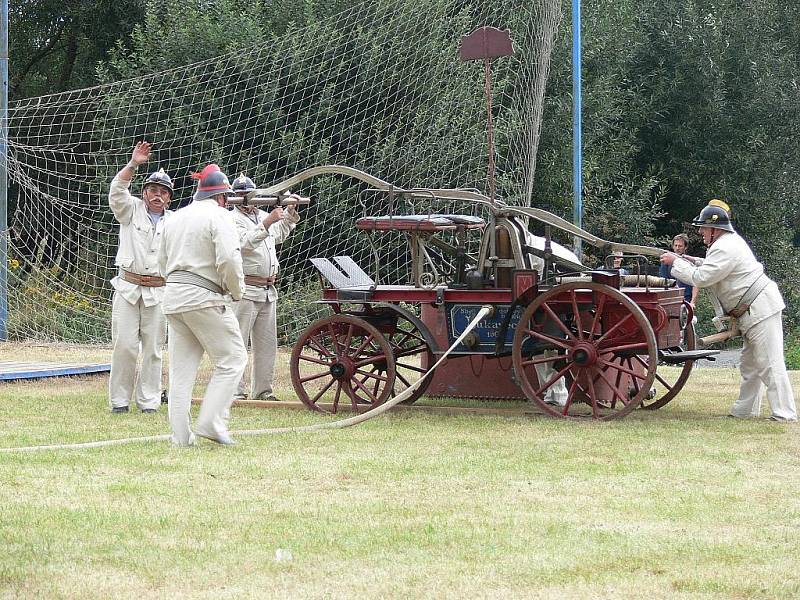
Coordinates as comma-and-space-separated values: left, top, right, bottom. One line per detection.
290, 315, 396, 414
511, 282, 658, 420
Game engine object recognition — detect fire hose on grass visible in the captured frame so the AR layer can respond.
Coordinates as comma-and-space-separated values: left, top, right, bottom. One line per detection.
0, 306, 495, 453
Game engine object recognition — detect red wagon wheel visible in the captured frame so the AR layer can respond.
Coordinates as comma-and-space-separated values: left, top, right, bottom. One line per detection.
290, 314, 396, 414
572, 315, 697, 411
639, 319, 696, 410
512, 282, 658, 420
383, 311, 435, 405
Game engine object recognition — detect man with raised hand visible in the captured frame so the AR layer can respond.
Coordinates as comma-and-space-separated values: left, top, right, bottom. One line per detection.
108, 141, 173, 414
159, 164, 247, 446
229, 174, 302, 402
660, 199, 796, 422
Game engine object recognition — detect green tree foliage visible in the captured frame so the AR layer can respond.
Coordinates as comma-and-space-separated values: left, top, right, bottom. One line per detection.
525, 0, 673, 258
97, 0, 270, 79
536, 0, 799, 321
93, 0, 499, 284
623, 0, 800, 325
9, 0, 144, 100
9, 0, 800, 330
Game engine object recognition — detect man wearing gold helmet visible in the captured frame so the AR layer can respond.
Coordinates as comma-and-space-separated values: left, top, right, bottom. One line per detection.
660, 199, 796, 422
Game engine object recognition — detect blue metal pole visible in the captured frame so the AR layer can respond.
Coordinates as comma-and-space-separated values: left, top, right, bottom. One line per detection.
572, 0, 583, 258
0, 0, 8, 340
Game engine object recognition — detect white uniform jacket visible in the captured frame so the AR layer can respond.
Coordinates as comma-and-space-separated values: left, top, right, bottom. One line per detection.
669, 232, 784, 333
233, 207, 299, 303
159, 198, 245, 314
109, 176, 173, 307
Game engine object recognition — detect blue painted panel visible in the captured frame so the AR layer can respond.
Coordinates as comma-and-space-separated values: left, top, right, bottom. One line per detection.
446, 303, 523, 353
0, 364, 111, 381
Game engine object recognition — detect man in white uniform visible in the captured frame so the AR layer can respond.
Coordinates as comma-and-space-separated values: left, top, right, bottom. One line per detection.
661, 199, 797, 421
108, 141, 173, 414
524, 231, 573, 407
159, 164, 247, 445
229, 174, 301, 401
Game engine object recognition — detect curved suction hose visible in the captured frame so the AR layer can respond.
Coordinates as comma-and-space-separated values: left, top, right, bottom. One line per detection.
1, 306, 494, 453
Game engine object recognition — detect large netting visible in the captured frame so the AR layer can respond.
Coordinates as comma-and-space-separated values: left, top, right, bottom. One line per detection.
6, 0, 562, 344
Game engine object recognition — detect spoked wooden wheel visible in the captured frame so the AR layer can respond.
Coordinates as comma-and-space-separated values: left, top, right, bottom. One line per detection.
639, 319, 696, 410
512, 282, 658, 420
383, 311, 435, 405
576, 313, 697, 411
290, 315, 396, 414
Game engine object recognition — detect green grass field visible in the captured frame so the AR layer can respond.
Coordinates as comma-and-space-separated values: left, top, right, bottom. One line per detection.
1, 343, 799, 599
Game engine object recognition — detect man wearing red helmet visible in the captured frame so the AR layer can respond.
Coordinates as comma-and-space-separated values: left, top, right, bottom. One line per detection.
661, 199, 796, 422
108, 141, 173, 414
229, 174, 302, 402
159, 164, 247, 446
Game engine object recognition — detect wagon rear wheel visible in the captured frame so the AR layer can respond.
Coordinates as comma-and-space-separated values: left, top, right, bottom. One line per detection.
290, 315, 396, 414
511, 282, 658, 420
573, 313, 697, 412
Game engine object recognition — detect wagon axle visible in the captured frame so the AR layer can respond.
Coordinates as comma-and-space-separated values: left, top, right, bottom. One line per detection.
569, 344, 597, 367
329, 360, 353, 380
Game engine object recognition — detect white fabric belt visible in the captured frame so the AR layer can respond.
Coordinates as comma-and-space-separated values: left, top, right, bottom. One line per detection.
728, 273, 770, 318
166, 270, 224, 294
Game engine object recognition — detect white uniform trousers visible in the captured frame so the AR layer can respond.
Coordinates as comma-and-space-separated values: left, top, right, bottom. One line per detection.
166, 305, 247, 446
233, 297, 278, 399
109, 292, 166, 410
731, 312, 797, 420
534, 350, 569, 406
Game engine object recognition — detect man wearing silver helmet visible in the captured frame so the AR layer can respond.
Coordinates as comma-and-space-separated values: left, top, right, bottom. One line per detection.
229, 174, 301, 402
108, 141, 173, 414
159, 164, 247, 446
660, 199, 796, 422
